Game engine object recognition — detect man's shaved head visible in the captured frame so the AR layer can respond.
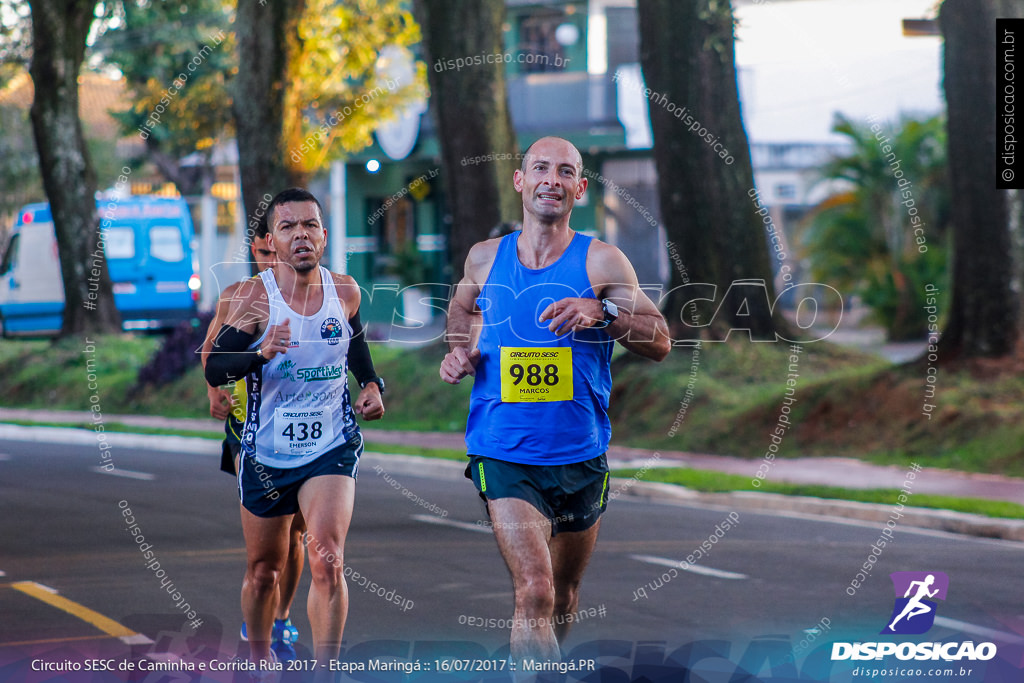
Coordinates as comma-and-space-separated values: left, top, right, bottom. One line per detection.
521, 136, 583, 175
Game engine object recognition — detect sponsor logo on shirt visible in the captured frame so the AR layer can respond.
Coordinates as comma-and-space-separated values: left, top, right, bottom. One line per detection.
296, 364, 345, 382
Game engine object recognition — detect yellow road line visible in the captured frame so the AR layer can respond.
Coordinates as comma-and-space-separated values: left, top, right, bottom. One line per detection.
11, 581, 151, 644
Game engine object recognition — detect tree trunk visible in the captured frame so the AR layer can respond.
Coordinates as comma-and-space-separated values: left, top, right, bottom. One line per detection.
29, 0, 121, 336
412, 0, 521, 283
233, 0, 305, 262
637, 0, 782, 341
937, 0, 1020, 359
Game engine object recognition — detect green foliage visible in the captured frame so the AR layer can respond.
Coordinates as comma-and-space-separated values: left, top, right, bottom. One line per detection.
0, 0, 30, 86
802, 113, 950, 340
3, 334, 1022, 480
1, 2, 39, 213
94, 0, 235, 159
94, 0, 427, 179
284, 0, 428, 176
0, 101, 43, 215
385, 242, 430, 288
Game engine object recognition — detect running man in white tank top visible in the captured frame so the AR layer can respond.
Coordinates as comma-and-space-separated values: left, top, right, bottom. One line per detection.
206, 188, 385, 675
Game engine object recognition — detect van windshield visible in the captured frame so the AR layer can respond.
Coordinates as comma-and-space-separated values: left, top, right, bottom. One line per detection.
103, 227, 135, 259
0, 233, 19, 275
149, 225, 185, 262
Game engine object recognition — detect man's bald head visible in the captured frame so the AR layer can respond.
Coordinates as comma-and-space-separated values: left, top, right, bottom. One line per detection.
521, 136, 583, 175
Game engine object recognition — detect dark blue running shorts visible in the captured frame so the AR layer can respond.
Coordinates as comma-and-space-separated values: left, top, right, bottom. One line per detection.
239, 433, 362, 518
466, 453, 610, 535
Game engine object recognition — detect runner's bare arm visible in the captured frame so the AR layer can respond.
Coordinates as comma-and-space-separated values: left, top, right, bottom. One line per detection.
201, 281, 243, 369
201, 280, 243, 419
332, 272, 384, 421
540, 241, 670, 361
440, 240, 499, 383
205, 278, 289, 386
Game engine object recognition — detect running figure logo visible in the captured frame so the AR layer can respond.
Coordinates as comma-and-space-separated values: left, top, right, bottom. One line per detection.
275, 359, 296, 381
882, 571, 949, 635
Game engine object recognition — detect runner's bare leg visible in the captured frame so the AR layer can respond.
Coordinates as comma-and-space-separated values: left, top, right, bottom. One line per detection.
549, 520, 601, 643
488, 497, 560, 664
298, 475, 356, 667
277, 511, 306, 623
240, 507, 292, 663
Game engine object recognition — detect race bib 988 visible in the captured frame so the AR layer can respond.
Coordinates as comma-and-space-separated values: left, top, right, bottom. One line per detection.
499, 347, 573, 402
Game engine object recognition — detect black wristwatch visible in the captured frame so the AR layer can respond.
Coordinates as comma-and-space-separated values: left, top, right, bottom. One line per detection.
360, 376, 385, 394
596, 299, 619, 328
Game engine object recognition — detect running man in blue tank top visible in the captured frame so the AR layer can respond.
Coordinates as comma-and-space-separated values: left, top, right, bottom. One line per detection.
440, 137, 671, 666
206, 188, 385, 675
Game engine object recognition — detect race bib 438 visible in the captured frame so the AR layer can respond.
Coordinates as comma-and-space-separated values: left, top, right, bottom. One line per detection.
499, 347, 573, 403
274, 407, 334, 456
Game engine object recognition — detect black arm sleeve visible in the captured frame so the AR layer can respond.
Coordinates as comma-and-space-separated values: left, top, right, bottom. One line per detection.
347, 308, 377, 386
205, 325, 264, 387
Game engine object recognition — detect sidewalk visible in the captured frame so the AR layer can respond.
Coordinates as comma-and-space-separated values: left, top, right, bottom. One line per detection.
3, 407, 1024, 541
4, 407, 1019, 504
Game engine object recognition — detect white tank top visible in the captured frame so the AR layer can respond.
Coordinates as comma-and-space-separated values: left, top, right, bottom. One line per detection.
241, 266, 357, 468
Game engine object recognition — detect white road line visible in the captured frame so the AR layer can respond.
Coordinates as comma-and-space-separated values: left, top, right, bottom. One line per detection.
90, 466, 156, 481
933, 616, 1024, 645
631, 554, 749, 580
411, 514, 492, 534
0, 453, 11, 461
0, 570, 6, 577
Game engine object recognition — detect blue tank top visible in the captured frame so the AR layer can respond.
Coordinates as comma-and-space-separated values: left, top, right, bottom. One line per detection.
465, 231, 613, 465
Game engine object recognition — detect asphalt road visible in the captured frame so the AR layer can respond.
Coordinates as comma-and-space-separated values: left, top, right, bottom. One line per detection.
1, 432, 1023, 682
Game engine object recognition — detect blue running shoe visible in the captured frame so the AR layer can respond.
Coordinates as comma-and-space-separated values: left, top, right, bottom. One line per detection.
271, 618, 298, 661
273, 618, 299, 644
271, 638, 296, 662
240, 619, 298, 660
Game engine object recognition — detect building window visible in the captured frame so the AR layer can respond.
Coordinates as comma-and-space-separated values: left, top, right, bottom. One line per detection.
368, 195, 416, 279
517, 9, 570, 73
775, 183, 797, 201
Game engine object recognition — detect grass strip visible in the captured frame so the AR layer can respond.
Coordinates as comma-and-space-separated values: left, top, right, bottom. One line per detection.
5, 417, 1020, 520
614, 467, 1024, 520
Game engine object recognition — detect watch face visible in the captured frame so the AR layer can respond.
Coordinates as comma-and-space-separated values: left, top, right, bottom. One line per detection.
603, 299, 619, 319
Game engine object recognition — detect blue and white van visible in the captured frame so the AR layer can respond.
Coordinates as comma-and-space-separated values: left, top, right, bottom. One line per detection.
0, 195, 200, 336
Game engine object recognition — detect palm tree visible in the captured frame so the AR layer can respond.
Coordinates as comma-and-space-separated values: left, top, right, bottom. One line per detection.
802, 113, 949, 341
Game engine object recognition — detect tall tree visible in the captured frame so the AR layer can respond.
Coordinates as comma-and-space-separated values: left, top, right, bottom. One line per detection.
233, 0, 425, 250
29, 0, 120, 335
233, 0, 301, 238
937, 0, 1019, 359
637, 0, 782, 341
412, 0, 520, 283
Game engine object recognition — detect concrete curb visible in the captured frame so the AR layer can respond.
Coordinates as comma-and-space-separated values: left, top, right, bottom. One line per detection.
0, 423, 221, 454
3, 422, 1023, 543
